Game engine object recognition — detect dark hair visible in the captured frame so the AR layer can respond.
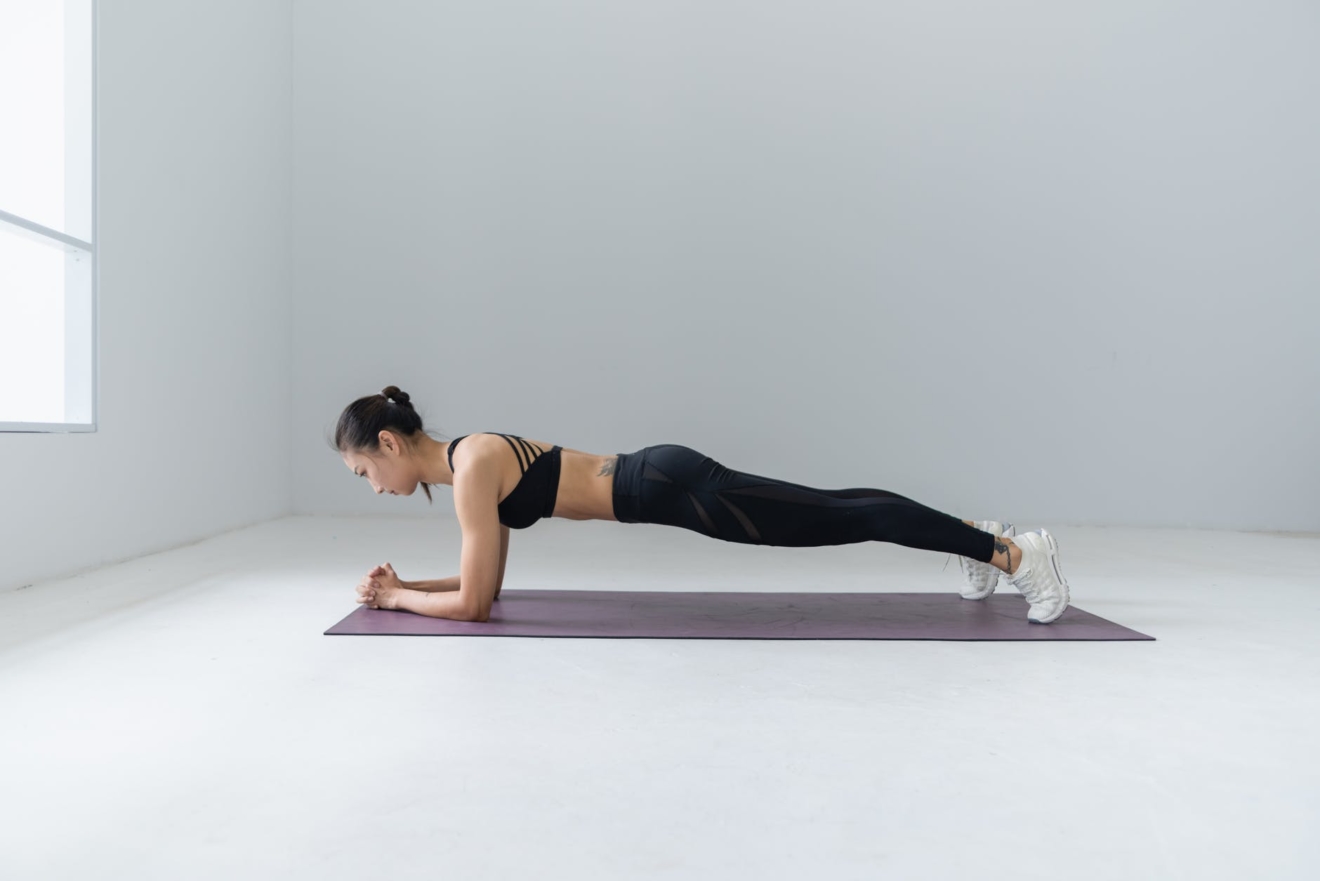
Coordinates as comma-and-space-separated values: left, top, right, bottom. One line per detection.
329, 385, 449, 504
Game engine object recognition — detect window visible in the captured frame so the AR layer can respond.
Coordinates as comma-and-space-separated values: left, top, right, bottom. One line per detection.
0, 0, 96, 433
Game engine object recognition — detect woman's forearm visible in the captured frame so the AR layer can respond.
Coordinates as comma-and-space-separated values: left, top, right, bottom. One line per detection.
403, 575, 501, 600
392, 588, 478, 621
404, 576, 461, 593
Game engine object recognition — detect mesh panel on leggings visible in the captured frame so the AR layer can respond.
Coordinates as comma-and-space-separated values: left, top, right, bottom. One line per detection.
644, 463, 673, 483
685, 491, 718, 535
714, 493, 760, 542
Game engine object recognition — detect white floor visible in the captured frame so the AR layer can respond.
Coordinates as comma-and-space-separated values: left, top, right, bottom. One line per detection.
1, 516, 1317, 881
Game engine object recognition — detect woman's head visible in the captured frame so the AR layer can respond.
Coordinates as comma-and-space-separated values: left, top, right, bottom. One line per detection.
331, 385, 447, 504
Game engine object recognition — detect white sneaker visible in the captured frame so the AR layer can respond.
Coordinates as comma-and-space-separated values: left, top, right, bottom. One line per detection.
958, 520, 1016, 600
1005, 529, 1072, 624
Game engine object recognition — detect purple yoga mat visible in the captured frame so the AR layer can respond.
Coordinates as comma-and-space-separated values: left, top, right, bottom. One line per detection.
324, 589, 1154, 640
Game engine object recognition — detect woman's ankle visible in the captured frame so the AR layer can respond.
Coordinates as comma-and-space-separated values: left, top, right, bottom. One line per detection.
992, 537, 1022, 575
964, 520, 1020, 574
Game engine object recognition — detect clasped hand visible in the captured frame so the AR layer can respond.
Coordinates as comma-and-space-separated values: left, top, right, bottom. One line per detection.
356, 562, 404, 610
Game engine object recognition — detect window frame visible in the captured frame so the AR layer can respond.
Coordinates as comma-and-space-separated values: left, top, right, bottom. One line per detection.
0, 0, 98, 435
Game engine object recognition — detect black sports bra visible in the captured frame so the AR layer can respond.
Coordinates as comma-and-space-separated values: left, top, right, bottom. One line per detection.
447, 433, 563, 529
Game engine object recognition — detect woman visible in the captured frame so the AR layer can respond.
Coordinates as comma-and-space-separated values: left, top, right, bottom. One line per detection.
334, 386, 1071, 624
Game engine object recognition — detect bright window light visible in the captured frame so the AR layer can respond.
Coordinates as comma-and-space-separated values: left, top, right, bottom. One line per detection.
0, 0, 95, 431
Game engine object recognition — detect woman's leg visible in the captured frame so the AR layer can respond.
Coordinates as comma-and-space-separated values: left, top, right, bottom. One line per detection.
958, 519, 1023, 575
633, 444, 1018, 568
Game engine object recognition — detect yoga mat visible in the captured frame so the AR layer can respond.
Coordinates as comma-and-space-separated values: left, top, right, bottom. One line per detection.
324, 589, 1154, 641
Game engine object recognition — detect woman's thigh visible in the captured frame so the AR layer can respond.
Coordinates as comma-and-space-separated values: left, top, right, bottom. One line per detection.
635, 444, 924, 547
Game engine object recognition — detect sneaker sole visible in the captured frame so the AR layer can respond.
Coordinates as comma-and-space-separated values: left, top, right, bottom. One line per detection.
1027, 528, 1071, 624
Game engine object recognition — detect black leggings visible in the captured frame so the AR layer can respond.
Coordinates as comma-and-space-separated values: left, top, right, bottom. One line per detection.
611, 444, 996, 562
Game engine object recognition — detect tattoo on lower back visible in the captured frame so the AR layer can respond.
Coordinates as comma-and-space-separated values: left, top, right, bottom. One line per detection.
598, 457, 617, 477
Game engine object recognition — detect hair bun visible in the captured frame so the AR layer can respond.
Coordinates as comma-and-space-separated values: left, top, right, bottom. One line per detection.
381, 386, 411, 407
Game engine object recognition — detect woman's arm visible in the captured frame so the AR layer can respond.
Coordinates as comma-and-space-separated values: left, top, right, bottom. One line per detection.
404, 575, 501, 600
495, 525, 509, 599
403, 576, 460, 593
402, 523, 508, 599
391, 588, 479, 621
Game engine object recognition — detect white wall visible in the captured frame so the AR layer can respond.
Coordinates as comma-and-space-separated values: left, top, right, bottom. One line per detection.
293, 0, 1319, 531
7, 0, 1316, 598
0, 0, 293, 593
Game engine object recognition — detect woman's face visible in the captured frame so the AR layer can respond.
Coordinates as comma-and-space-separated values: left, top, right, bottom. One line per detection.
342, 436, 415, 496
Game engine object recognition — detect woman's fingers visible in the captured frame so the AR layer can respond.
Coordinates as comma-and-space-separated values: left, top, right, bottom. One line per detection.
357, 571, 382, 609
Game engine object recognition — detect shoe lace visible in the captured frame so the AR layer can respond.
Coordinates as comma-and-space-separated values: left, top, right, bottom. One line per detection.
956, 552, 995, 587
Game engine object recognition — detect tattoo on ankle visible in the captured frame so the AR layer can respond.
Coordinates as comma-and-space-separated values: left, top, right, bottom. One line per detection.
994, 539, 1008, 563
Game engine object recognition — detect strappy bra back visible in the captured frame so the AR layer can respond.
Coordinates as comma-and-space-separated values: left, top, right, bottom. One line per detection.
447, 432, 563, 529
